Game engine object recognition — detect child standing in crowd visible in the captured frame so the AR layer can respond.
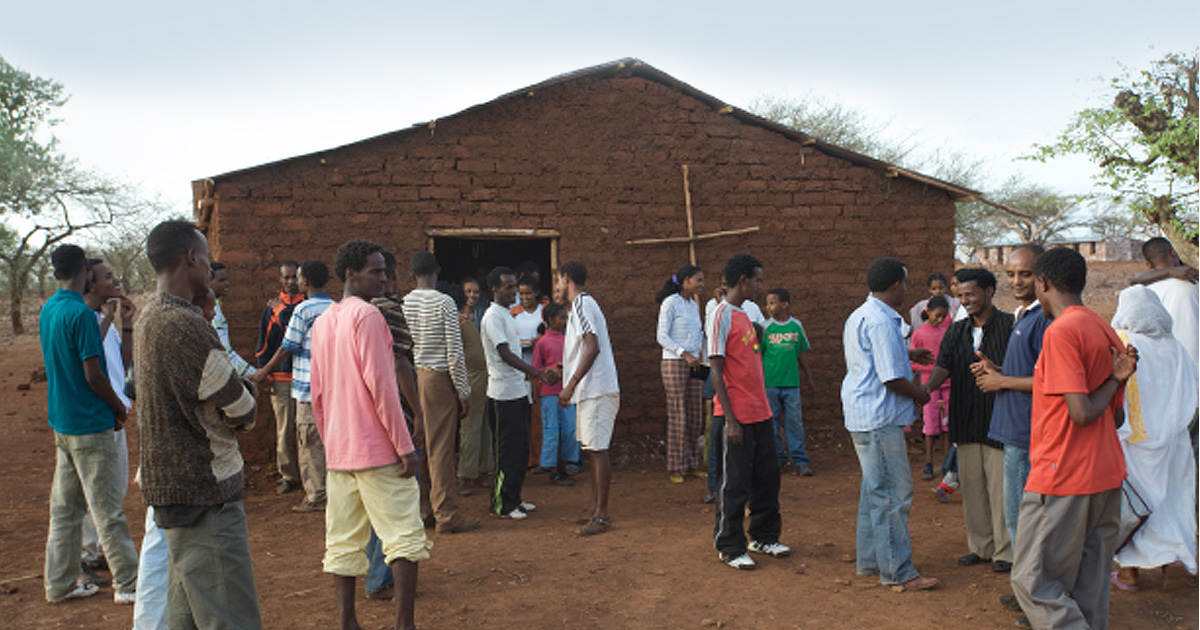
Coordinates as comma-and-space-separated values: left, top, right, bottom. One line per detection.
911, 295, 951, 479
761, 288, 815, 476
533, 303, 580, 487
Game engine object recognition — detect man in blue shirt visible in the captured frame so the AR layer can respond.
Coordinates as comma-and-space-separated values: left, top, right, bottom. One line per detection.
972, 244, 1050, 627
39, 244, 139, 604
841, 257, 938, 591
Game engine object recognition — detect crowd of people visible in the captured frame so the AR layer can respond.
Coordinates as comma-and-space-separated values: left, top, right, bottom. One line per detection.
34, 217, 1198, 630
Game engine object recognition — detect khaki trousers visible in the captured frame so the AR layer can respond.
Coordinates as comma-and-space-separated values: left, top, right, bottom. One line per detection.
296, 402, 327, 503
958, 442, 1011, 562
417, 370, 463, 530
457, 367, 492, 479
1012, 489, 1120, 630
271, 381, 299, 484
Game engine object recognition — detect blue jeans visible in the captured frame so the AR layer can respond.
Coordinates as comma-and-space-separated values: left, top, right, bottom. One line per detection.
850, 425, 918, 586
1003, 444, 1030, 549
765, 386, 808, 465
707, 408, 721, 493
538, 397, 581, 469
365, 528, 391, 594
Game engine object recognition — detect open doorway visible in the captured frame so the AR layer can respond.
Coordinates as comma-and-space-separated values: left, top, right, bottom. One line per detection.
428, 229, 559, 302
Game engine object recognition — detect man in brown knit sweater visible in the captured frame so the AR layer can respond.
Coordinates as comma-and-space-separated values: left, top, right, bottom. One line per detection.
135, 221, 261, 630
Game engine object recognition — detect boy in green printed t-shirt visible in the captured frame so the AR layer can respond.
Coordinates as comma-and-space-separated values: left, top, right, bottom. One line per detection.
762, 288, 815, 476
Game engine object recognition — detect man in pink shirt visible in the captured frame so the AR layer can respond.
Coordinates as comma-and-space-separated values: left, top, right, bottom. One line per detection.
311, 240, 432, 630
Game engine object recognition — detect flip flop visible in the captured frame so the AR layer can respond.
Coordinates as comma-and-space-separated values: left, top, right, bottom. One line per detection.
577, 517, 611, 536
1110, 571, 1139, 592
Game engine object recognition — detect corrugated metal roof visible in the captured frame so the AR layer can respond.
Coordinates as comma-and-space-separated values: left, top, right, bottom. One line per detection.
200, 58, 982, 202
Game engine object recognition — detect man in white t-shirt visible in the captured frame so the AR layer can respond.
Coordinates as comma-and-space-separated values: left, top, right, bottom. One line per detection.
481, 267, 559, 520
80, 259, 135, 584
556, 261, 620, 536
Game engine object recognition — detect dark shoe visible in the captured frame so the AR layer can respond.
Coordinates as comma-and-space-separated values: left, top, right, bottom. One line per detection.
958, 553, 985, 566
422, 516, 437, 529
1014, 615, 1032, 629
702, 492, 716, 504
550, 472, 576, 486
530, 465, 551, 474
795, 464, 813, 477
291, 499, 325, 513
564, 464, 582, 476
276, 479, 299, 494
437, 518, 481, 534
779, 461, 793, 474
365, 585, 394, 600
921, 462, 934, 480
999, 594, 1022, 612
992, 560, 1013, 573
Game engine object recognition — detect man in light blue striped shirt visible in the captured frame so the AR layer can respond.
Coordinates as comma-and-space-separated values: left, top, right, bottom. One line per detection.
841, 257, 939, 591
261, 260, 334, 512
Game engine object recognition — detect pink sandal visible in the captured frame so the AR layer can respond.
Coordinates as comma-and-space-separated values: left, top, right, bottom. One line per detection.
1110, 571, 1139, 592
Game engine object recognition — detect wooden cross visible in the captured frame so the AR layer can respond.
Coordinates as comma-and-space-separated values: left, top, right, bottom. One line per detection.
626, 164, 760, 265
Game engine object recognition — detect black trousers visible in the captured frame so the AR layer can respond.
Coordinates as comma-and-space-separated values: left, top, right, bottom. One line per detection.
713, 417, 782, 556
489, 397, 529, 515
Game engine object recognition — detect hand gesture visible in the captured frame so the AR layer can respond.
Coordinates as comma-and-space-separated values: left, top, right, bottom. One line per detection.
397, 451, 419, 478
248, 370, 269, 387
557, 383, 574, 408
114, 405, 128, 431
725, 417, 744, 446
682, 352, 701, 369
913, 387, 930, 406
457, 396, 470, 421
1111, 345, 1139, 383
908, 347, 934, 365
101, 298, 118, 320
541, 369, 561, 386
969, 351, 997, 377
118, 297, 137, 323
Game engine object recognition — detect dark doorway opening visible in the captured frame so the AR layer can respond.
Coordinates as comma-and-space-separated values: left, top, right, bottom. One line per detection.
432, 236, 554, 301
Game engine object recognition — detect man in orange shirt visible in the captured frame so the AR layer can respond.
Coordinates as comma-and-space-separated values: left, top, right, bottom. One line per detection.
1012, 247, 1138, 630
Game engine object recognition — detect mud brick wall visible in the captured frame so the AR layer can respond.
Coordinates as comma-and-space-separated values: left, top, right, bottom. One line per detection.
197, 74, 957, 465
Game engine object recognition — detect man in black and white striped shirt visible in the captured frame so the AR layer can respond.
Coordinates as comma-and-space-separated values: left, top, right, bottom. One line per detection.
403, 251, 478, 534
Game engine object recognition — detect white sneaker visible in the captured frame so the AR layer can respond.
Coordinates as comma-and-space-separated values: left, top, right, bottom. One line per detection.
50, 582, 99, 603
113, 590, 136, 605
748, 541, 791, 558
720, 553, 756, 570
519, 501, 536, 512
501, 508, 527, 520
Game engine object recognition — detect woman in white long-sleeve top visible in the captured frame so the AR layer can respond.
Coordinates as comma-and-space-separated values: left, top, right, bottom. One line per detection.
656, 264, 707, 484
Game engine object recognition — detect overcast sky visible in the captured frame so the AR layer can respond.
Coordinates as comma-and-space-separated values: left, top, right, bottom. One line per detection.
3, 1, 1197, 217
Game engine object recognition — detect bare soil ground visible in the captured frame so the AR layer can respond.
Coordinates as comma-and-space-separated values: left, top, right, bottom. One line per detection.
0, 261, 1195, 630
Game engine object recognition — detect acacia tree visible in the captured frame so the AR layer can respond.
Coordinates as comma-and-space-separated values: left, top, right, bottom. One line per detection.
1028, 50, 1199, 266
1, 55, 142, 334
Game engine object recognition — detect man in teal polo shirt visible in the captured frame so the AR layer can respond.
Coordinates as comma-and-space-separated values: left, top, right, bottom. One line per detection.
40, 244, 139, 604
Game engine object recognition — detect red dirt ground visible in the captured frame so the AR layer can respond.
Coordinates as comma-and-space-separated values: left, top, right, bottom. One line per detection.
0, 284, 1196, 630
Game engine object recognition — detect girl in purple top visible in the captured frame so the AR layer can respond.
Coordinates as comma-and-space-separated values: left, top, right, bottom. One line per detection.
533, 303, 580, 485
910, 295, 951, 479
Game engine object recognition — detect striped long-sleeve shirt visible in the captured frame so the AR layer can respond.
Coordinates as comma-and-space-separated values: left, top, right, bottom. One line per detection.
135, 292, 257, 508
402, 288, 470, 398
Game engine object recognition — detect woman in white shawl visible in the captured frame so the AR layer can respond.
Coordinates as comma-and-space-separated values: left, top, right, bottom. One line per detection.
1109, 285, 1199, 590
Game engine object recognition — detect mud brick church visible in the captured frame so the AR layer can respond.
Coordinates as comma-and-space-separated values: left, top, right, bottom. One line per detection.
193, 59, 976, 457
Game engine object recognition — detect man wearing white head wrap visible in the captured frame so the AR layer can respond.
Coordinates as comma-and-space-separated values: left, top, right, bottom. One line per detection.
1109, 285, 1199, 590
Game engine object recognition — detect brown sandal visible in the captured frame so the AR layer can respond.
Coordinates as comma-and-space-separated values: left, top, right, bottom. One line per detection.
577, 517, 611, 536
